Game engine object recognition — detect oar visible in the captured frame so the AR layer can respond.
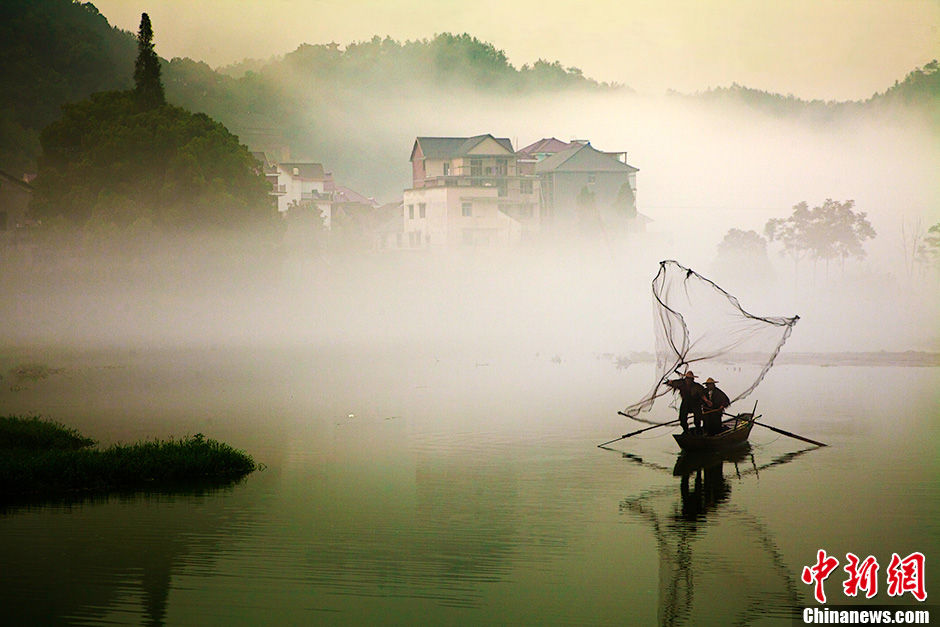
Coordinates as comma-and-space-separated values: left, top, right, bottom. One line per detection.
720, 406, 827, 448
751, 420, 827, 447
598, 415, 682, 448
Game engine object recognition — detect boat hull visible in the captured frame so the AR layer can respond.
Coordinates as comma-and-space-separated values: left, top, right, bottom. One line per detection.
673, 414, 755, 453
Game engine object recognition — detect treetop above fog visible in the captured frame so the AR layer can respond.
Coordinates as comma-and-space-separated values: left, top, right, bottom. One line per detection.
218, 33, 617, 92
31, 89, 275, 233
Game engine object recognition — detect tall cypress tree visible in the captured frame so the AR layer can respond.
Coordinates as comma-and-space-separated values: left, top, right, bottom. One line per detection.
133, 13, 165, 108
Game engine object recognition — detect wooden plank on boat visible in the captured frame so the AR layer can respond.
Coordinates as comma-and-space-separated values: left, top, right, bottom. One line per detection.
672, 414, 755, 453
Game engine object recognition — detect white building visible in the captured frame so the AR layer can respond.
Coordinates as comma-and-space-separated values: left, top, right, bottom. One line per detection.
253, 153, 333, 227
402, 134, 539, 251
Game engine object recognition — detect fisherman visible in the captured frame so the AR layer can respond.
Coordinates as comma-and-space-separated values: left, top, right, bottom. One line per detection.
702, 377, 731, 435
665, 371, 708, 433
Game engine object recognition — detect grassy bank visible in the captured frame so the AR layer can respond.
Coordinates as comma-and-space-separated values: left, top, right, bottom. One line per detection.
0, 416, 256, 497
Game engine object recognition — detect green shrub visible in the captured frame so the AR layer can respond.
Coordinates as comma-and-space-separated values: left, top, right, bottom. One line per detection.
0, 417, 256, 497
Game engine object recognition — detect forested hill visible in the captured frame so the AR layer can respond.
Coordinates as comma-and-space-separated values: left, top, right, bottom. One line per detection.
0, 0, 612, 177
0, 0, 135, 173
673, 60, 940, 126
2, 0, 938, 187
220, 34, 613, 92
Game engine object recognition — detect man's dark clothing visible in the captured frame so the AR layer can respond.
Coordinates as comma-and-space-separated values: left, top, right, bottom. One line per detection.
703, 385, 731, 435
668, 378, 707, 432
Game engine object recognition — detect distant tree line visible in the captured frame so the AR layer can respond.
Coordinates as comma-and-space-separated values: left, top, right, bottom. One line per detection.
3, 0, 939, 212
0, 0, 135, 174
162, 33, 623, 200
6, 0, 937, 185
713, 199, 877, 287
671, 60, 940, 128
29, 13, 276, 241
221, 33, 615, 93
764, 199, 876, 282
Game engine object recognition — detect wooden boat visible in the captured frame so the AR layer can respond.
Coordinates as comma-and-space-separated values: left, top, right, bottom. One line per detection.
672, 412, 756, 454
608, 261, 817, 452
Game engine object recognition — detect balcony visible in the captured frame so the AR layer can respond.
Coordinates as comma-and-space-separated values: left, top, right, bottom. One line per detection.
302, 191, 330, 201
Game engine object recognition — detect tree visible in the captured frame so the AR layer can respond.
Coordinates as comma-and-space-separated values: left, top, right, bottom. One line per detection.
712, 229, 774, 288
765, 199, 876, 285
133, 13, 164, 108
0, 0, 135, 172
765, 201, 814, 286
900, 217, 925, 279
31, 90, 275, 233
915, 222, 940, 280
615, 182, 637, 219
575, 186, 601, 236
808, 199, 876, 277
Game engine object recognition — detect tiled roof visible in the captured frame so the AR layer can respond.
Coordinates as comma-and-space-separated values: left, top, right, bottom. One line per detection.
518, 137, 573, 157
536, 142, 638, 174
332, 185, 376, 206
412, 135, 514, 160
279, 162, 326, 180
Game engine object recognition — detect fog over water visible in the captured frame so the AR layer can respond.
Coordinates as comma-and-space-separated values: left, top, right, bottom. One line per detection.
3, 91, 939, 358
2, 71, 939, 626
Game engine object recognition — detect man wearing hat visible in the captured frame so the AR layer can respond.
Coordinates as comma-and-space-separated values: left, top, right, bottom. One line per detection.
703, 377, 731, 435
665, 371, 708, 433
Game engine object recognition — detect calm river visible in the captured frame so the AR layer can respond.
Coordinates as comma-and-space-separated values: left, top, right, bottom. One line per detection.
1, 345, 937, 626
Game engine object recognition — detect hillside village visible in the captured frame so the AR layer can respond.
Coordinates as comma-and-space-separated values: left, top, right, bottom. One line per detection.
0, 132, 643, 255
253, 134, 643, 252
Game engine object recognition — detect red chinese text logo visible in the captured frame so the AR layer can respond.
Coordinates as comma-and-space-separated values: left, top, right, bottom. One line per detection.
802, 549, 840, 603
843, 553, 879, 599
802, 551, 927, 603
887, 552, 927, 602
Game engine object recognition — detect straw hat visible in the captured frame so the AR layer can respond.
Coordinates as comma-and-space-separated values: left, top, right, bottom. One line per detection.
705, 377, 718, 384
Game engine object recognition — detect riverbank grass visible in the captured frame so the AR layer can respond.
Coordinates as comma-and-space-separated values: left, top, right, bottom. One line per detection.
0, 416, 256, 497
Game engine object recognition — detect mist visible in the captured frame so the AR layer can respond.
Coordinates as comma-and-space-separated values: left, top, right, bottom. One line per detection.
4, 88, 939, 361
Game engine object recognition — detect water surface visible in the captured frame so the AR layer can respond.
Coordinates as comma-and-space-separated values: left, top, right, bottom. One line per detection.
1, 346, 937, 625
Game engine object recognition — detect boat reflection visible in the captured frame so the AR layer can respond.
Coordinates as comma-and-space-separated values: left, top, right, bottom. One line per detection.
620, 446, 818, 626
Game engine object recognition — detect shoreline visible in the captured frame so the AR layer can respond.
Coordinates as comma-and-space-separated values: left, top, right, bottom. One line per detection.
619, 350, 940, 368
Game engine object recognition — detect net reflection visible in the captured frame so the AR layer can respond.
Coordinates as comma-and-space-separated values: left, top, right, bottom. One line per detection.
620, 446, 819, 626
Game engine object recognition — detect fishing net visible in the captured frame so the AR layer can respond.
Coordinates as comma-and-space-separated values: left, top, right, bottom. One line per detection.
622, 260, 798, 424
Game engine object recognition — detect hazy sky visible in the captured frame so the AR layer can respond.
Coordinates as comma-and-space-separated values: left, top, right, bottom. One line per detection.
93, 0, 939, 101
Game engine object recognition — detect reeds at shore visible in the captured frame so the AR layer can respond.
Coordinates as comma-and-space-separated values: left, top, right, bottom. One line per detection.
0, 416, 256, 497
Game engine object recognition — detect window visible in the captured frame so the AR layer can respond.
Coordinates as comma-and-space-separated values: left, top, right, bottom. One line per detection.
521, 180, 533, 194
495, 158, 507, 175
587, 173, 596, 184
462, 202, 472, 217
419, 203, 426, 218
443, 162, 449, 176
408, 204, 414, 219
470, 159, 483, 177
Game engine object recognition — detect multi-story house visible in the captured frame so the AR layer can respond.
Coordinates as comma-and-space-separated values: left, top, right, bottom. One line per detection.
403, 135, 540, 250
253, 152, 333, 227
519, 139, 641, 233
